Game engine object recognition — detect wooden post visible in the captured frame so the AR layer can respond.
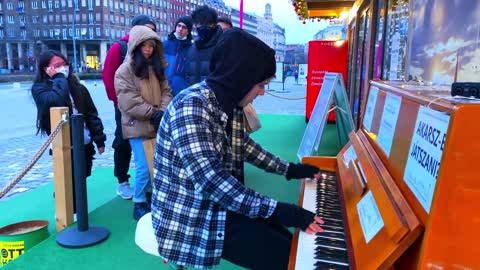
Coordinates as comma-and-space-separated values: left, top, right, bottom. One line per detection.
143, 138, 156, 183
50, 107, 74, 231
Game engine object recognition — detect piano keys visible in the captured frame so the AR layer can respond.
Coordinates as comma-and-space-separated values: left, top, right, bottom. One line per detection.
289, 81, 480, 269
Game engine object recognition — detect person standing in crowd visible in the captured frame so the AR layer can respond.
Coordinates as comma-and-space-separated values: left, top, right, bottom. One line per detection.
32, 50, 106, 211
217, 16, 233, 30
163, 16, 193, 96
115, 25, 173, 221
184, 5, 223, 86
102, 14, 157, 200
151, 29, 323, 270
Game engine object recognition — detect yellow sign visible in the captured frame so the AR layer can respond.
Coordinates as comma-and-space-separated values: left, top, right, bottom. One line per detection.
0, 241, 25, 267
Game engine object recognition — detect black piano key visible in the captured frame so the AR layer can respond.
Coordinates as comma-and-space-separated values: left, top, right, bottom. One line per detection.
315, 246, 348, 257
314, 261, 350, 270
315, 236, 346, 248
314, 249, 349, 265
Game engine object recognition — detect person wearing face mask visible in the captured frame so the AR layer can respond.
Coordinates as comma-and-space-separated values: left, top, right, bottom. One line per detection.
102, 14, 157, 201
184, 5, 223, 87
150, 29, 324, 270
31, 50, 106, 212
163, 16, 193, 96
114, 25, 173, 221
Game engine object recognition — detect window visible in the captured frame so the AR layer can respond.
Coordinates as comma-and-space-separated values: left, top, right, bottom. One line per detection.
82, 13, 86, 22
0, 17, 2, 25
62, 14, 66, 22
48, 1, 53, 11
43, 30, 47, 37
63, 28, 67, 39
7, 2, 13, 10
89, 12, 93, 24
43, 15, 48, 23
7, 16, 14, 23
49, 29, 53, 38
49, 14, 53, 22
61, 0, 66, 8
96, 27, 100, 36
8, 29, 15, 37
88, 0, 92, 9
42, 0, 46, 8
69, 28, 72, 37
54, 1, 59, 8
96, 0, 100, 6
56, 15, 60, 22
68, 0, 72, 7
82, 0, 86, 7
21, 30, 26, 39
0, 31, 3, 39
20, 15, 25, 23
89, 27, 93, 38
32, 1, 38, 8
96, 13, 100, 21
18, 1, 25, 10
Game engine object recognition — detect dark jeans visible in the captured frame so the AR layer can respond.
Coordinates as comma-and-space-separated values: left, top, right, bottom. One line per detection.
112, 105, 132, 184
222, 211, 293, 270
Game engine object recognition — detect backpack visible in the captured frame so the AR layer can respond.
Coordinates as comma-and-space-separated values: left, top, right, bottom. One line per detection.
119, 40, 128, 62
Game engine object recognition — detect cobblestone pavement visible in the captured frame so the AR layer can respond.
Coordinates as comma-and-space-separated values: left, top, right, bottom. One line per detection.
0, 78, 307, 201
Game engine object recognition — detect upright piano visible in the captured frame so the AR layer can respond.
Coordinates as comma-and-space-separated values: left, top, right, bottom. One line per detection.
289, 81, 480, 270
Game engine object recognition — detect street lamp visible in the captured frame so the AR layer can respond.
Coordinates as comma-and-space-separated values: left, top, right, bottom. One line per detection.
72, 0, 78, 72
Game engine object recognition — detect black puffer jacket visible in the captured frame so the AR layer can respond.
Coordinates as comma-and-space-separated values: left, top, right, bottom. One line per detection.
184, 25, 223, 87
31, 74, 106, 149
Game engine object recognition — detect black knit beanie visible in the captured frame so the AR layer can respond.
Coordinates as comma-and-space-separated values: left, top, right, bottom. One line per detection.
176, 16, 193, 33
132, 14, 156, 31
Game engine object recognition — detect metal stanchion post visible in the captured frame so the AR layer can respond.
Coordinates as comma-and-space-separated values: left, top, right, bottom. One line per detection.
56, 114, 109, 248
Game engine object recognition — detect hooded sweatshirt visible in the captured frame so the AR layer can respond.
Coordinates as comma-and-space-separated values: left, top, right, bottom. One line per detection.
114, 25, 173, 139
206, 28, 276, 120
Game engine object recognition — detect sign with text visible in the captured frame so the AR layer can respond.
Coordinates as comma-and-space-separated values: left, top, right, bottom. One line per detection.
357, 191, 384, 243
403, 106, 450, 213
306, 40, 348, 121
298, 73, 354, 160
363, 86, 379, 131
297, 73, 335, 160
377, 93, 402, 156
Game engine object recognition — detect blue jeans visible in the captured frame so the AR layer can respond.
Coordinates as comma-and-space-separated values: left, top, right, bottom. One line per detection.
129, 138, 151, 203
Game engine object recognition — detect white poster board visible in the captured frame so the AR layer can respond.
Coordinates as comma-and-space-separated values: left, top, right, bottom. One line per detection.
377, 93, 402, 156
403, 106, 450, 213
273, 62, 284, 83
298, 64, 308, 85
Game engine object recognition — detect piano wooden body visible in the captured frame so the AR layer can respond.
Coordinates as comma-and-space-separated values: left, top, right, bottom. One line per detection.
289, 81, 480, 270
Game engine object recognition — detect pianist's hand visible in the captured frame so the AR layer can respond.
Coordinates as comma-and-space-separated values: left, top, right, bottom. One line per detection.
269, 202, 324, 233
286, 163, 320, 180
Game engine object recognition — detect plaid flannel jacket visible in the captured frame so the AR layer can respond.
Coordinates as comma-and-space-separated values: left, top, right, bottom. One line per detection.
151, 82, 289, 268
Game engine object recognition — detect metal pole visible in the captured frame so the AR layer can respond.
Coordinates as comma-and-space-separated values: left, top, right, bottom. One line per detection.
71, 114, 88, 232
72, 0, 78, 72
56, 113, 110, 248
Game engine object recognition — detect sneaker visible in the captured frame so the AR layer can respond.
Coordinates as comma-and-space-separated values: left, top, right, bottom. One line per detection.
133, 202, 151, 221
117, 182, 133, 200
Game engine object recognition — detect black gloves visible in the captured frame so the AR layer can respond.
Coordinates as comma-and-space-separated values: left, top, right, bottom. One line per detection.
286, 162, 320, 180
269, 202, 315, 231
150, 111, 164, 131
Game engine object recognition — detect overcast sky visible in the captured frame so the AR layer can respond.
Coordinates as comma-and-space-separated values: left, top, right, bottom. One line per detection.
223, 0, 328, 44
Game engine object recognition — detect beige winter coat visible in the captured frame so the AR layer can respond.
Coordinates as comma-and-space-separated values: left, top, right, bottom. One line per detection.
114, 25, 173, 139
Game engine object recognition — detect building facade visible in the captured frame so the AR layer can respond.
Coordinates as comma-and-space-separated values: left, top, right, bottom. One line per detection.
256, 3, 273, 48
273, 23, 285, 62
0, 0, 229, 73
230, 7, 257, 36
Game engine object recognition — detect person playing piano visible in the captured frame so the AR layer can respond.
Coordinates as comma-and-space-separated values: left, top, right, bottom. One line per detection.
151, 28, 324, 270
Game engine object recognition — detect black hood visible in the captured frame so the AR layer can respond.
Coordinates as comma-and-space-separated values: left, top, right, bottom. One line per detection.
206, 28, 276, 119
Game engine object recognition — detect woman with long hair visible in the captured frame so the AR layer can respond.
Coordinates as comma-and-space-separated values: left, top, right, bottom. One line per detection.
31, 50, 106, 211
114, 25, 173, 220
